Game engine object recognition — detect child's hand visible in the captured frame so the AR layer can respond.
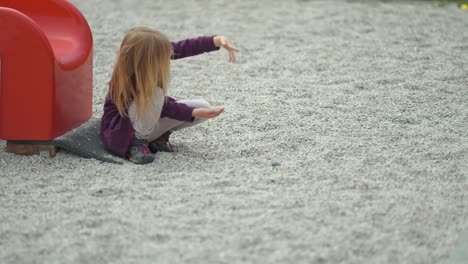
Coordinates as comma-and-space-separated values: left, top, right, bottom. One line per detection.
192, 107, 224, 118
213, 36, 240, 62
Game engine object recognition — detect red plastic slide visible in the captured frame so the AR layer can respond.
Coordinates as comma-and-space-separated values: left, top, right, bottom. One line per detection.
0, 0, 93, 140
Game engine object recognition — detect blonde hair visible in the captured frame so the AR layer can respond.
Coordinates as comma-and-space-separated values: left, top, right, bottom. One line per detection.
109, 27, 172, 120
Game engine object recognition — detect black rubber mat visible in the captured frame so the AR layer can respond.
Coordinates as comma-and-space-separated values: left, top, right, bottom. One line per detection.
10, 117, 124, 164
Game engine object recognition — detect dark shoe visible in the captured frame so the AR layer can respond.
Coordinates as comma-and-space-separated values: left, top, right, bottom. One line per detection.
127, 144, 154, 164
149, 130, 174, 153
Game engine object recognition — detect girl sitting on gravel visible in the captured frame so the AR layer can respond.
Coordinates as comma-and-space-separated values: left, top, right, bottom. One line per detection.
100, 27, 239, 164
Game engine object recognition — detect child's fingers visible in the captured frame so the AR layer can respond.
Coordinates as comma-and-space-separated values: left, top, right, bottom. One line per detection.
227, 49, 233, 62
221, 39, 240, 52
193, 108, 222, 118
224, 40, 239, 51
227, 43, 240, 52
225, 44, 240, 53
230, 51, 235, 62
210, 108, 224, 117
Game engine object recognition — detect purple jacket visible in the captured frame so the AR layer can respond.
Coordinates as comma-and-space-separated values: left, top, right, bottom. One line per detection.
100, 36, 219, 157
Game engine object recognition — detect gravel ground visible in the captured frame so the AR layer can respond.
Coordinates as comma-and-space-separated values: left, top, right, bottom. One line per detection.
1, 0, 467, 263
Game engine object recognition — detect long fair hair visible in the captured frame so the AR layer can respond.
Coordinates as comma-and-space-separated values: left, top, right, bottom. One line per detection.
109, 27, 172, 119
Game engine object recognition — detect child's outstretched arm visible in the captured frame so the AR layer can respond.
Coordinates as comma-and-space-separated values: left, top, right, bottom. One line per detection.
171, 35, 239, 61
171, 36, 219, 60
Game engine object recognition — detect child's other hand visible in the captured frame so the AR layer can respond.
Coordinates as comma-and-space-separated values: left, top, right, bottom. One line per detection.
213, 36, 240, 62
192, 107, 224, 118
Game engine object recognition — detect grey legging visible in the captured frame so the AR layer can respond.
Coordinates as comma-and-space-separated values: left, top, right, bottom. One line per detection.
128, 92, 210, 142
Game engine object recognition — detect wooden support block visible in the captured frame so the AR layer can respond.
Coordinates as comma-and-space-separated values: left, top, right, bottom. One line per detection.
6, 141, 57, 158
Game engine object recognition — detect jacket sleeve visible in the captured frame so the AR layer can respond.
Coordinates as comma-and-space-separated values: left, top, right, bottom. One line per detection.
171, 36, 220, 60
161, 97, 195, 122
100, 95, 135, 157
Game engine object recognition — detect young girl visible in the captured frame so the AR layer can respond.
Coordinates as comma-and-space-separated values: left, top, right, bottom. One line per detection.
100, 27, 239, 164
